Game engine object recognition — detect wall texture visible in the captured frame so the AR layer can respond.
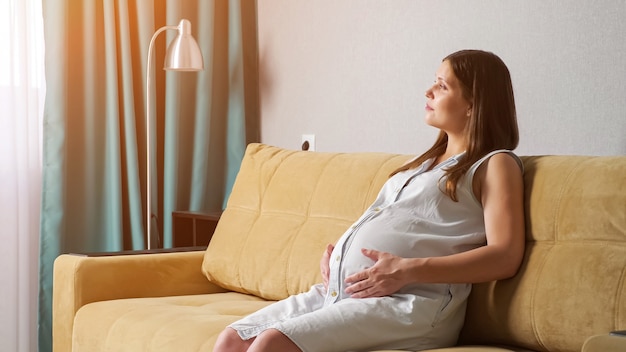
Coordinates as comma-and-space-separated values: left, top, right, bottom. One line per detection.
256, 0, 626, 156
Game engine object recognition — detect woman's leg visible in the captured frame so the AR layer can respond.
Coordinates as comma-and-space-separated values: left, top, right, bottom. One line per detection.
216, 285, 325, 351
213, 328, 254, 352
248, 329, 301, 352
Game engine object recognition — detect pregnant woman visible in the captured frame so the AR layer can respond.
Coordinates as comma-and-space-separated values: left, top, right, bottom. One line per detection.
213, 49, 526, 352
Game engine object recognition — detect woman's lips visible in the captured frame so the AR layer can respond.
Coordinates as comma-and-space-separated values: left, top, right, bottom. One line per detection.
425, 104, 433, 111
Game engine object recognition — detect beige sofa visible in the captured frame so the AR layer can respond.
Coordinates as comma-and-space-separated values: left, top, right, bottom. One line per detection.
53, 143, 626, 352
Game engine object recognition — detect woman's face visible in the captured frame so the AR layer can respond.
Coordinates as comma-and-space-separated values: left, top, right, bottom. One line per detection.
424, 60, 472, 136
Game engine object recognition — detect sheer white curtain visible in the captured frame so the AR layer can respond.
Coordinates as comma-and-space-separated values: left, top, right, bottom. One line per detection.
0, 0, 45, 350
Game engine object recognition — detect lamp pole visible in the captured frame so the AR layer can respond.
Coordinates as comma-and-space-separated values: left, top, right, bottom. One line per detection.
145, 19, 203, 249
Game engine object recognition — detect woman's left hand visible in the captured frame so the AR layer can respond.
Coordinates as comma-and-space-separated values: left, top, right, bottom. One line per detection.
344, 249, 410, 298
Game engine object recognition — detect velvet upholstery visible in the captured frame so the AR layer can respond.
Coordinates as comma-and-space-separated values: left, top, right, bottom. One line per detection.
202, 143, 411, 299
459, 156, 626, 351
53, 144, 626, 352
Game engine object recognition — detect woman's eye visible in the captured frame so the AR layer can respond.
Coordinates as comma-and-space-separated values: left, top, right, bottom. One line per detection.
432, 81, 447, 91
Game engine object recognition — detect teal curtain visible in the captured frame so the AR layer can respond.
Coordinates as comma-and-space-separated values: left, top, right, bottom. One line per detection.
38, 0, 259, 350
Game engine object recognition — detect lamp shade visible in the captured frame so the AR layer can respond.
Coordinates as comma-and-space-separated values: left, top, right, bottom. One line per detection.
164, 19, 203, 71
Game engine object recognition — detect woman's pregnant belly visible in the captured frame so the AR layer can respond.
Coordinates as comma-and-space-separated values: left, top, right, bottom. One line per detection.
337, 208, 485, 283
339, 210, 426, 280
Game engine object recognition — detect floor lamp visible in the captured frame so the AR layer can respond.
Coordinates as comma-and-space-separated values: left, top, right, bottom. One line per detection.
146, 19, 203, 249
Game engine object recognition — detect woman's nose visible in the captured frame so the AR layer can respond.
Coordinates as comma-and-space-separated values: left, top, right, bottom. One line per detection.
425, 88, 433, 99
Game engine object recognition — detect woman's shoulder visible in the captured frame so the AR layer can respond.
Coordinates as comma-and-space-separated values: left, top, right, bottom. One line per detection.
471, 150, 523, 174
469, 150, 524, 203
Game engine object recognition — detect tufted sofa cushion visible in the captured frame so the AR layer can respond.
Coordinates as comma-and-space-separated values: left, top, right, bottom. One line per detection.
202, 143, 411, 300
460, 155, 626, 351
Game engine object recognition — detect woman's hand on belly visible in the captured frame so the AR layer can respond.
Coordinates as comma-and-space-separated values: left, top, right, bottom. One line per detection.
344, 248, 412, 298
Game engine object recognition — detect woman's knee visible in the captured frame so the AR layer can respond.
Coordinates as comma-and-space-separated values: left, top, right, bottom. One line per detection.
213, 328, 253, 352
249, 329, 301, 352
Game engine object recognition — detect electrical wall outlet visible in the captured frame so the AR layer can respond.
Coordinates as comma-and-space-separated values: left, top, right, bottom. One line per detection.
301, 134, 316, 151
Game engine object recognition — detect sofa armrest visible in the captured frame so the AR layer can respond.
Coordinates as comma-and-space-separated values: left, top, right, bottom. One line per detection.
53, 249, 227, 352
582, 332, 626, 352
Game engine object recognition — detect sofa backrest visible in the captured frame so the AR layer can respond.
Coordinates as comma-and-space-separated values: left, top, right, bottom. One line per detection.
203, 143, 410, 299
203, 144, 626, 351
460, 155, 626, 351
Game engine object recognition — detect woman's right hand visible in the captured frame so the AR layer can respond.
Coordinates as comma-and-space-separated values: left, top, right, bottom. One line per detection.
320, 243, 334, 289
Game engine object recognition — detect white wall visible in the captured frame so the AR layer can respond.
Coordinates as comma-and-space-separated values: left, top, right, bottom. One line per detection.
256, 0, 626, 156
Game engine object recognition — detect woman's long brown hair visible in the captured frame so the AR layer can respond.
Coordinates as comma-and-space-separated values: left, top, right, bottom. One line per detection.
391, 50, 519, 201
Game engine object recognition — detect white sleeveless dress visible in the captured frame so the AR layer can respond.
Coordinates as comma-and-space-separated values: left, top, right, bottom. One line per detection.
228, 150, 523, 352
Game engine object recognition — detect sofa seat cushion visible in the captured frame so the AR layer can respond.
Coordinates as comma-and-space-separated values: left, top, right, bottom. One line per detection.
71, 290, 536, 352
71, 292, 273, 352
72, 285, 535, 352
